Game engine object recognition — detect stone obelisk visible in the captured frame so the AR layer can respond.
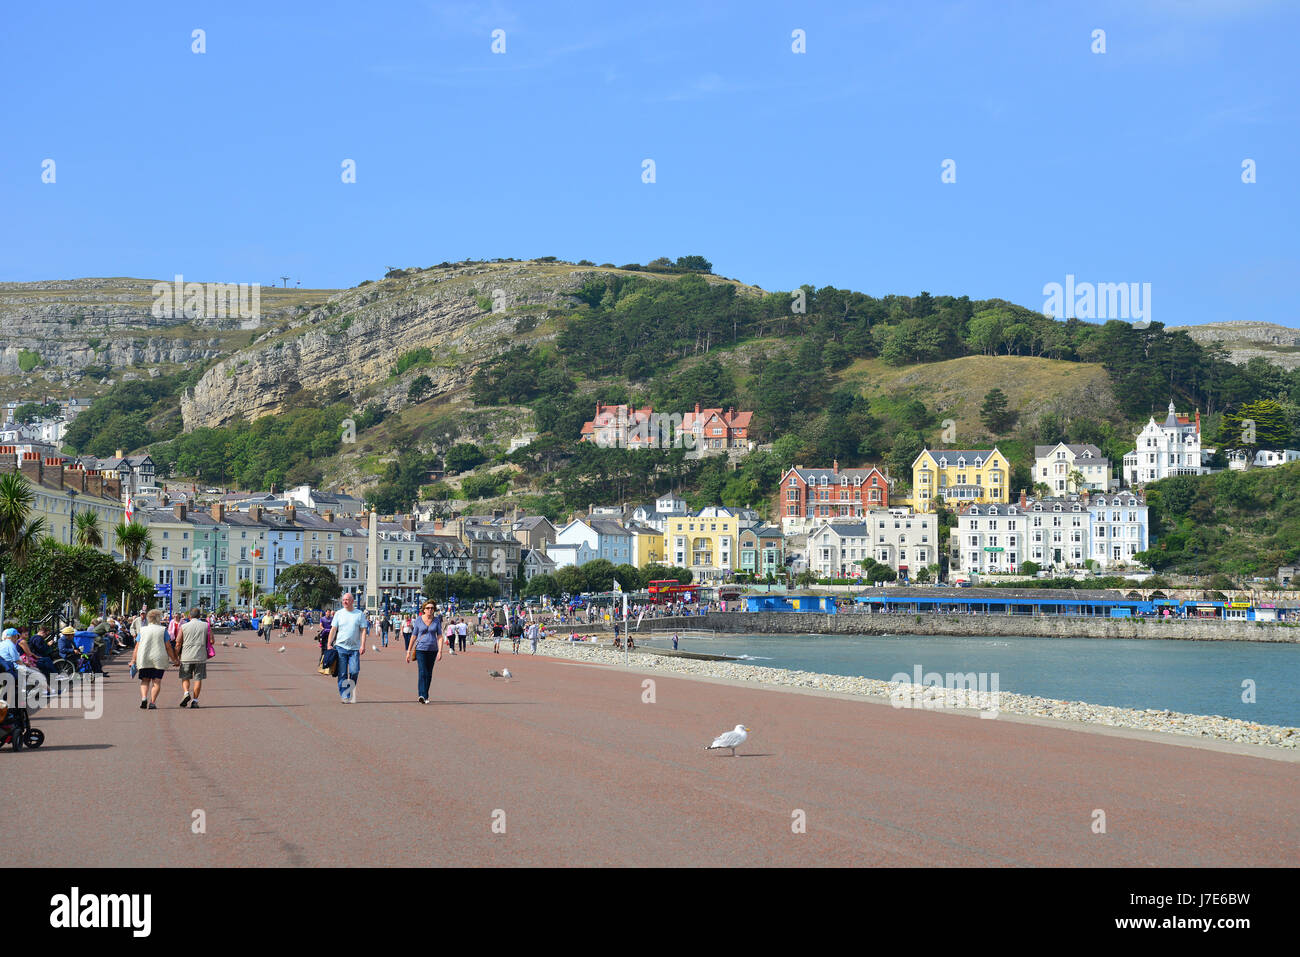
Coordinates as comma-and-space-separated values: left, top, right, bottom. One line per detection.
365, 509, 379, 613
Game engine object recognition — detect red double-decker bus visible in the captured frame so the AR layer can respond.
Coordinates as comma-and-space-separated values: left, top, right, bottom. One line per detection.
647, 580, 696, 603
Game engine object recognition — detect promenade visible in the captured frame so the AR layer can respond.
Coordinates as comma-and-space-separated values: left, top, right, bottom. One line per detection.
11, 630, 1298, 867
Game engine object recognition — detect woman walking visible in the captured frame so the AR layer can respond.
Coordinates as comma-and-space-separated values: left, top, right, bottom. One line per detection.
400, 614, 413, 652
131, 608, 179, 709
405, 601, 444, 704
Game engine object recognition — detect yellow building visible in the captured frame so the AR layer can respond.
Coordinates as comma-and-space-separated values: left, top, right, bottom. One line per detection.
663, 507, 739, 580
911, 448, 1010, 511
627, 523, 666, 568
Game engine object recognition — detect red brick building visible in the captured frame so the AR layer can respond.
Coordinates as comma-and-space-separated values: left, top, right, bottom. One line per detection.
779, 462, 890, 532
580, 402, 754, 453
579, 403, 657, 448
681, 404, 753, 451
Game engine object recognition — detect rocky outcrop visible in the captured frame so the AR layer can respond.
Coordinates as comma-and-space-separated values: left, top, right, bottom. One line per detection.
0, 277, 309, 381
179, 263, 588, 430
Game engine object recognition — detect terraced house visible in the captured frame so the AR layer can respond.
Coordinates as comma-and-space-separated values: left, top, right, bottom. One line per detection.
1034, 443, 1112, 493
738, 524, 784, 578
1, 452, 125, 551
664, 507, 739, 580
779, 462, 890, 533
912, 447, 1010, 511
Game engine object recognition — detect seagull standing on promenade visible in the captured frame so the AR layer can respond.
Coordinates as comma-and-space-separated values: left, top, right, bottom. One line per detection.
706, 724, 749, 757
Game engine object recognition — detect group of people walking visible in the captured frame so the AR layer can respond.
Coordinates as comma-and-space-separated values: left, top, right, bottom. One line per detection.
130, 607, 212, 709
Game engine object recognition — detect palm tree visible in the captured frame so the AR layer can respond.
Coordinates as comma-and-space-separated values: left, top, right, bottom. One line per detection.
1032, 482, 1051, 500
238, 579, 253, 607
0, 471, 47, 564
114, 520, 153, 568
1067, 469, 1087, 494
73, 510, 103, 548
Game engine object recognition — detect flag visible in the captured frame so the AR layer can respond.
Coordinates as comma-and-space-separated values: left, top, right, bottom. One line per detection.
125, 494, 134, 523
613, 578, 622, 593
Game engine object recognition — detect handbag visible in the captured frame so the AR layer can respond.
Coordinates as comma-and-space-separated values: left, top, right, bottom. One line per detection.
206, 623, 216, 659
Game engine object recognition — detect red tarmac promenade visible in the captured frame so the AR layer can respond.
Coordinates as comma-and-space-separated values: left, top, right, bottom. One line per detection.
8, 629, 1299, 867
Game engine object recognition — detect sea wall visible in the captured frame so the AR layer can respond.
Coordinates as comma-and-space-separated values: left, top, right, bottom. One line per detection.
679, 611, 1300, 643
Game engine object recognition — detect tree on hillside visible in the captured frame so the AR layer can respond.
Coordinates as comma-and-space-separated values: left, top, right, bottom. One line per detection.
444, 443, 487, 474
979, 388, 1018, 434
407, 374, 433, 403
1215, 399, 1289, 467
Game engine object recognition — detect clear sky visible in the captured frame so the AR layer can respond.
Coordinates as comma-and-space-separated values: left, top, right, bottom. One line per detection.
2, 0, 1295, 326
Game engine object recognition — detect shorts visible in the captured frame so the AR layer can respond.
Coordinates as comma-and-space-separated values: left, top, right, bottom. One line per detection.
179, 662, 207, 680
137, 668, 165, 680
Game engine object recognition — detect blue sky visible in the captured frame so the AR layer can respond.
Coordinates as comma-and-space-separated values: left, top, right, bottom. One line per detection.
2, 0, 1295, 326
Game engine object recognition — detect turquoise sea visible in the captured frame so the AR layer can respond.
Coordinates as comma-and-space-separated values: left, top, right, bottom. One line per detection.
636, 632, 1300, 727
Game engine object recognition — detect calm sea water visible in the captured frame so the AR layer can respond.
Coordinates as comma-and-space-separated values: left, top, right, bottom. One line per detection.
637, 632, 1300, 726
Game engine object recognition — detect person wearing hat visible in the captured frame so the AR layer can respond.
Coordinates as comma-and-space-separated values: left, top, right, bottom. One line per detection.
0, 628, 22, 670
60, 625, 106, 676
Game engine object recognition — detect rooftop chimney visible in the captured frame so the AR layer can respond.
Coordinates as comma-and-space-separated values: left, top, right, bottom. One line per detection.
248, 504, 262, 522
211, 502, 225, 522
285, 503, 296, 523
1020, 488, 1028, 508
115, 449, 124, 460
19, 453, 39, 482
402, 515, 416, 531
173, 503, 187, 521
323, 510, 334, 524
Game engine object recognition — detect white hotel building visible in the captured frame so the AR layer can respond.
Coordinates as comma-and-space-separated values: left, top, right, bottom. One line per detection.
955, 492, 1149, 575
1123, 402, 1208, 485
807, 510, 937, 579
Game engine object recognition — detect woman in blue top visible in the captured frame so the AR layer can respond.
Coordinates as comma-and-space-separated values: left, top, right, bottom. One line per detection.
405, 601, 444, 704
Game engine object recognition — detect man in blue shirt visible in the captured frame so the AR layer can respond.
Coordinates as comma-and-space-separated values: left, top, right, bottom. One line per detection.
326, 592, 369, 703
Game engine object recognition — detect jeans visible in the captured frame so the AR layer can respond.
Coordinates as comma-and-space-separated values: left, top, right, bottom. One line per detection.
336, 648, 360, 699
415, 649, 436, 699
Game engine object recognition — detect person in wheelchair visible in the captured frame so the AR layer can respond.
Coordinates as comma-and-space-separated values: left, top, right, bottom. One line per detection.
57, 626, 105, 676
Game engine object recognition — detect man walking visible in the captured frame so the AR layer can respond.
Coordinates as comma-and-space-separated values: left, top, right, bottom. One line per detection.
327, 593, 369, 703
175, 607, 210, 708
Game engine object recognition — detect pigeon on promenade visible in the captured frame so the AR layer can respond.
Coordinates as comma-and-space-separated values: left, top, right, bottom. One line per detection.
706, 724, 749, 757
487, 669, 513, 680
278, 646, 285, 653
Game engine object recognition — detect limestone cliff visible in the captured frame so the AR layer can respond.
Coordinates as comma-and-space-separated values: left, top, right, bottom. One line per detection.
178, 262, 589, 430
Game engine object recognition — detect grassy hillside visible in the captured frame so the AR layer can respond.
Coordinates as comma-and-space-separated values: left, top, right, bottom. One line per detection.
1140, 463, 1300, 577
838, 355, 1116, 444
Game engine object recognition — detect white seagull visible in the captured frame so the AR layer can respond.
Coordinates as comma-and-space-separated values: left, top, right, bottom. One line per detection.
706, 724, 750, 757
